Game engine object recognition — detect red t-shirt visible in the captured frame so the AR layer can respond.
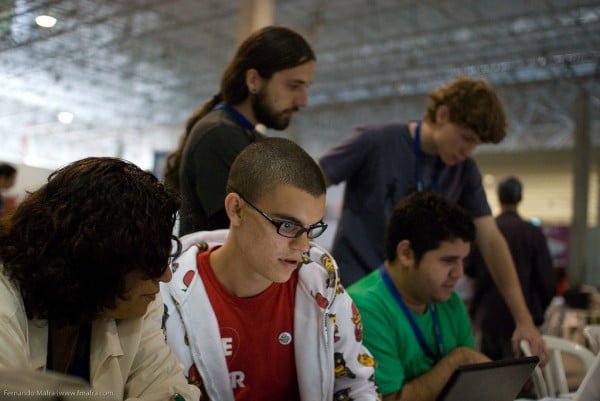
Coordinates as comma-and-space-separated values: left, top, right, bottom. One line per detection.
197, 249, 301, 401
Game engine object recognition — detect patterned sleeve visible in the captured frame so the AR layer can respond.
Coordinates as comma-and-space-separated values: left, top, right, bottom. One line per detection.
331, 285, 381, 401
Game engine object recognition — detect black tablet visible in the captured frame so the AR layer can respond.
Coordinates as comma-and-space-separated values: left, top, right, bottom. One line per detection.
437, 356, 540, 401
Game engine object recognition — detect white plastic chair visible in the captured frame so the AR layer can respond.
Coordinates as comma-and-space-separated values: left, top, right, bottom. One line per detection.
583, 324, 600, 354
520, 334, 596, 398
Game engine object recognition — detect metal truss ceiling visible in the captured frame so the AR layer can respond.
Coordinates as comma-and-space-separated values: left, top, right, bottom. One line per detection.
0, 0, 599, 168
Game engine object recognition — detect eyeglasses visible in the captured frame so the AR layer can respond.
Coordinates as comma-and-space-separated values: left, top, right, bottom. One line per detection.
236, 192, 327, 239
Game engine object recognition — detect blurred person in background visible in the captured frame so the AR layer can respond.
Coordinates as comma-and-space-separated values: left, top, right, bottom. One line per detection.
467, 176, 556, 360
0, 163, 17, 216
164, 26, 316, 236
0, 157, 199, 401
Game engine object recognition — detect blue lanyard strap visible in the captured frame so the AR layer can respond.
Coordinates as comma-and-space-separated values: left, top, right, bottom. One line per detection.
413, 122, 442, 193
379, 265, 444, 361
212, 103, 255, 131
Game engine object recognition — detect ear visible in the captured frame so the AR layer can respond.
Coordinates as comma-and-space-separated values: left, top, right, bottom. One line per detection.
435, 104, 450, 124
245, 68, 263, 94
224, 192, 242, 226
396, 239, 415, 268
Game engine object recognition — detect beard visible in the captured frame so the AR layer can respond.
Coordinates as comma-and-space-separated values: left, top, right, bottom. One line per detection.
251, 90, 298, 130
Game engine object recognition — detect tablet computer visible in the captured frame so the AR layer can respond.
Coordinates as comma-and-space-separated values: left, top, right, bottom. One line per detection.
437, 356, 540, 401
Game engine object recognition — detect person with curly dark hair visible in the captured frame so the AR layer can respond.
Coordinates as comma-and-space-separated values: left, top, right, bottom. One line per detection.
348, 192, 490, 401
0, 157, 200, 400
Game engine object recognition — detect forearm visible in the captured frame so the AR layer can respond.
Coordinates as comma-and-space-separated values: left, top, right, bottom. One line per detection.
390, 359, 456, 401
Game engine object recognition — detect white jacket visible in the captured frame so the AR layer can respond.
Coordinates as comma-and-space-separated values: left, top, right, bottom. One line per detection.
161, 230, 379, 401
0, 270, 200, 401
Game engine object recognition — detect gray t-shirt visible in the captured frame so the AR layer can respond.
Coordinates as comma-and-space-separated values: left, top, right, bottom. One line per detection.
319, 123, 491, 285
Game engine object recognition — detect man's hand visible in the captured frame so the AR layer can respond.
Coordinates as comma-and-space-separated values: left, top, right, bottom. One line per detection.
449, 346, 491, 366
384, 347, 491, 401
511, 323, 550, 367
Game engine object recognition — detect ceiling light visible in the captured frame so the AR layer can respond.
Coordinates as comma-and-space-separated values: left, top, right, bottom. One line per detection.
57, 112, 73, 124
35, 15, 57, 28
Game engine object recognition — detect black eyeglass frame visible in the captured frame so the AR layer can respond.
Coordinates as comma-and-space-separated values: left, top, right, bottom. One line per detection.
234, 191, 328, 239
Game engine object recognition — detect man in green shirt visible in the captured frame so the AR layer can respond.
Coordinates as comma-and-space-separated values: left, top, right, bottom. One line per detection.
348, 191, 489, 401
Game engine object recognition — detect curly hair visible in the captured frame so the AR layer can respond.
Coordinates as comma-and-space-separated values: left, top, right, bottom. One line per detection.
385, 191, 475, 264
423, 76, 507, 144
0, 157, 180, 324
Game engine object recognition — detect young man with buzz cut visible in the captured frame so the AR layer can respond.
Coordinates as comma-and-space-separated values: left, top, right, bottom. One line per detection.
162, 137, 379, 401
349, 191, 490, 401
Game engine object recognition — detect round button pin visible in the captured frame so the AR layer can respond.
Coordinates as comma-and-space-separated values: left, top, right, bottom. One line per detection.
278, 331, 292, 345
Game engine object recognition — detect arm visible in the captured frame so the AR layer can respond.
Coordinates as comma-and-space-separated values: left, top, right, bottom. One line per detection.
124, 295, 200, 401
0, 310, 31, 370
473, 216, 548, 363
322, 172, 334, 187
318, 128, 373, 187
332, 296, 380, 400
0, 276, 32, 370
383, 347, 489, 401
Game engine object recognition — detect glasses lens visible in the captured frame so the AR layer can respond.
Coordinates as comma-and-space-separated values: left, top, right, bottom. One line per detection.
278, 221, 303, 238
307, 224, 327, 239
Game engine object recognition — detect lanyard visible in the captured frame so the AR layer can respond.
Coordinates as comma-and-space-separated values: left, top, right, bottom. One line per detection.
413, 122, 441, 192
379, 265, 444, 362
212, 103, 255, 131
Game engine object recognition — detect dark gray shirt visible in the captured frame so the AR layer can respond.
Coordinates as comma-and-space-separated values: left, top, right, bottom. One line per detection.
179, 109, 262, 236
319, 123, 491, 285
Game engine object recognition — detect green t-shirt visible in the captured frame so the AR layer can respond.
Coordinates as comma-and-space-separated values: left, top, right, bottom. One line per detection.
348, 269, 474, 396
